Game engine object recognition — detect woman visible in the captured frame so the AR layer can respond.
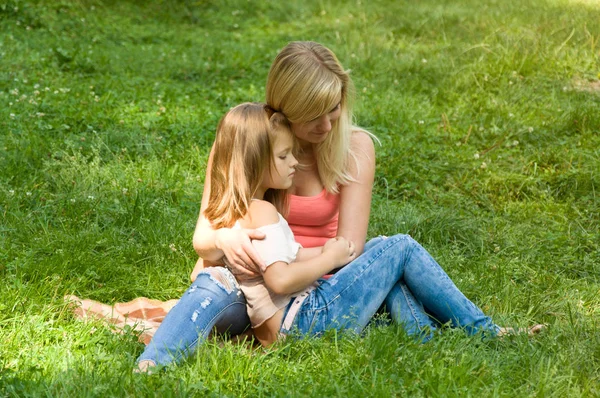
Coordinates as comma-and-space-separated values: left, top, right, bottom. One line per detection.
136, 41, 540, 371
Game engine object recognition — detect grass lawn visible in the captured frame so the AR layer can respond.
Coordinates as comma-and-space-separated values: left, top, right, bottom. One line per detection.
1, 0, 599, 396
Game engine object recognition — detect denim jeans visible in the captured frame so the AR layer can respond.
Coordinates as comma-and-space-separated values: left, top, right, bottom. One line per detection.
137, 267, 250, 366
281, 234, 499, 340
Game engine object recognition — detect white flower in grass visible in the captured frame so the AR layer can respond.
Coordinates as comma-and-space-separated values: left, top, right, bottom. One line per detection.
122, 188, 128, 194
9, 190, 15, 195
169, 243, 177, 252
10, 114, 15, 118
480, 162, 487, 169
87, 195, 95, 200
418, 120, 424, 125
421, 58, 428, 63
70, 198, 76, 203
26, 192, 32, 196
528, 127, 534, 133
509, 113, 514, 118
473, 153, 480, 159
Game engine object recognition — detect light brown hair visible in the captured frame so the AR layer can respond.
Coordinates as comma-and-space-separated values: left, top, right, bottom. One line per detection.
204, 103, 293, 228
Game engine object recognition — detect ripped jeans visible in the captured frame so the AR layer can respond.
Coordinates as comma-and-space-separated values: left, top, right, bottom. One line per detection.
281, 235, 499, 340
137, 267, 249, 367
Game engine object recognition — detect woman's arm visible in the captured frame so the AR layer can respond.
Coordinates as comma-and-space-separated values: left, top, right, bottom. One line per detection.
192, 145, 266, 271
337, 131, 376, 255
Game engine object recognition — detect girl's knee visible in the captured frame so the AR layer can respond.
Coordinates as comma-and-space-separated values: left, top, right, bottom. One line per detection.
195, 267, 239, 294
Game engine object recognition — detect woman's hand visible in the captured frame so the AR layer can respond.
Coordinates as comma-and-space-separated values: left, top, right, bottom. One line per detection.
322, 237, 357, 267
215, 228, 267, 275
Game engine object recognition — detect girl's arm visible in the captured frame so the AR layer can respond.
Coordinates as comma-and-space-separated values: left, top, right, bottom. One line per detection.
336, 131, 376, 255
264, 238, 354, 295
294, 247, 324, 262
192, 145, 266, 273
243, 201, 356, 295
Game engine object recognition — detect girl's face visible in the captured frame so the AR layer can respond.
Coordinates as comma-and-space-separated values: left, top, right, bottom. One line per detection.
290, 102, 341, 145
262, 132, 298, 191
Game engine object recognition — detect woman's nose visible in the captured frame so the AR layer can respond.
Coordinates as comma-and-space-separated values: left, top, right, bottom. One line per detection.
318, 115, 332, 133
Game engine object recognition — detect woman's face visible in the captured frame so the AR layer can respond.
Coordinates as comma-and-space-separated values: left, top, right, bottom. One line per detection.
290, 102, 342, 145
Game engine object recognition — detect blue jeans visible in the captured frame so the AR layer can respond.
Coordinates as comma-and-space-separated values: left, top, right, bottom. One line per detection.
281, 235, 499, 340
137, 267, 250, 367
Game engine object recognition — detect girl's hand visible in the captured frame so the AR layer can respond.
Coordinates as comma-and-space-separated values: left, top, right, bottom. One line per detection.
323, 237, 357, 267
215, 228, 267, 274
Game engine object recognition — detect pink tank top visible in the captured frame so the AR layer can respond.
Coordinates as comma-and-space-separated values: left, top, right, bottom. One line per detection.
287, 188, 340, 248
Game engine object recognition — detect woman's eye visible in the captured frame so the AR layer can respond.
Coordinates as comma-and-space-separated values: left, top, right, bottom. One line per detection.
279, 155, 287, 160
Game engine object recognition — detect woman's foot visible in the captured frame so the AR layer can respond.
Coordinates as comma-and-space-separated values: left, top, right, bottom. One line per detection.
134, 360, 156, 374
498, 324, 546, 337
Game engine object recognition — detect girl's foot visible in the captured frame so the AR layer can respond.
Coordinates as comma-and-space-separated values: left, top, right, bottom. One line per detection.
498, 324, 546, 337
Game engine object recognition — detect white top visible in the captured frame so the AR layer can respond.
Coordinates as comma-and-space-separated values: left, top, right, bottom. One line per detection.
224, 214, 303, 327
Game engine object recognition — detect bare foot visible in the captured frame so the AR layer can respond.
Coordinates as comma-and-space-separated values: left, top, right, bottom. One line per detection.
134, 360, 156, 374
498, 324, 546, 337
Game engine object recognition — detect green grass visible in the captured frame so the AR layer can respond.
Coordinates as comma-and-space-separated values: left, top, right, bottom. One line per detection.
1, 0, 599, 396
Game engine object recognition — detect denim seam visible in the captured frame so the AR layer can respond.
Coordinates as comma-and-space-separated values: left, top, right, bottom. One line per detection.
399, 283, 427, 331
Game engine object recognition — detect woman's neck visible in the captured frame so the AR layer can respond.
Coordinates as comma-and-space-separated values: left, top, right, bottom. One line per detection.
297, 142, 317, 164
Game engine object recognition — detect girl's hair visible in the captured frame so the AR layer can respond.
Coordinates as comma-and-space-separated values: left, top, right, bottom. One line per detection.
266, 41, 366, 193
204, 102, 293, 229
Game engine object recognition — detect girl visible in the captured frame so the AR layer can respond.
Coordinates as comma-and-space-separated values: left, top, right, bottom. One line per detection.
203, 102, 358, 346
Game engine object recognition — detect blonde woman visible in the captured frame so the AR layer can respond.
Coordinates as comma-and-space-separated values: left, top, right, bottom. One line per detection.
137, 42, 539, 371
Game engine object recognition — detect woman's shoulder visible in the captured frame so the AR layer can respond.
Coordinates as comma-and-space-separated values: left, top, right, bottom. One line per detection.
241, 200, 280, 229
347, 129, 376, 173
350, 129, 377, 150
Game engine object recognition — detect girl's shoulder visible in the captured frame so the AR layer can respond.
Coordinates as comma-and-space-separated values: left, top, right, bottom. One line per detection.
239, 200, 280, 229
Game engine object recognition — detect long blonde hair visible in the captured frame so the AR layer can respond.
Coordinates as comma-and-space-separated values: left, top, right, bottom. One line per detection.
266, 41, 365, 193
204, 103, 292, 228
